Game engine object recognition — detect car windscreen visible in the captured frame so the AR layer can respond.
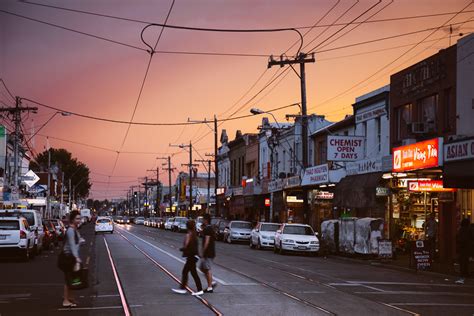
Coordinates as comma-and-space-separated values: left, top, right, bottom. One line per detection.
0, 220, 20, 230
261, 224, 280, 232
97, 219, 111, 224
231, 222, 251, 229
283, 226, 314, 235
176, 218, 187, 223
211, 218, 220, 225
20, 213, 35, 226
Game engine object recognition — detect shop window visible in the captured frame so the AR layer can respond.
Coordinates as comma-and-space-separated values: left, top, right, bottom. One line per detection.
396, 103, 413, 141
318, 140, 327, 165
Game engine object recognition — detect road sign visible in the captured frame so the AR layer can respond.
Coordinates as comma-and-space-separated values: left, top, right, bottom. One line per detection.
22, 170, 40, 188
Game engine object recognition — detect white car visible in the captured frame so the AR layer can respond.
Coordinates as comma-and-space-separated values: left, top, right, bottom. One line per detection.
250, 222, 280, 249
0, 209, 44, 254
172, 217, 188, 232
0, 216, 36, 260
134, 217, 145, 225
164, 217, 175, 230
95, 217, 114, 234
223, 221, 252, 244
274, 223, 320, 255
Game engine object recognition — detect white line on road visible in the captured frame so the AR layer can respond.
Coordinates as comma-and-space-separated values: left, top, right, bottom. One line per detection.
390, 303, 474, 307
103, 237, 131, 316
347, 281, 474, 288
379, 303, 420, 316
356, 291, 474, 296
0, 294, 31, 299
117, 227, 231, 285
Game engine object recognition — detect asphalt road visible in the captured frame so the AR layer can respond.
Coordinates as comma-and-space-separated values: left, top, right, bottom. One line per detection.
1, 223, 474, 316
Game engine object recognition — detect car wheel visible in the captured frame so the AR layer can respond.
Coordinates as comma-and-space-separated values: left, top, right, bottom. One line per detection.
110, 231, 114, 234
279, 242, 285, 255
256, 238, 261, 250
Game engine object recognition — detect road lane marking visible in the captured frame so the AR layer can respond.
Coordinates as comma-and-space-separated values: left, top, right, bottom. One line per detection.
355, 291, 474, 296
0, 294, 31, 299
117, 227, 230, 285
347, 281, 474, 288
390, 303, 474, 307
379, 303, 420, 316
103, 237, 131, 316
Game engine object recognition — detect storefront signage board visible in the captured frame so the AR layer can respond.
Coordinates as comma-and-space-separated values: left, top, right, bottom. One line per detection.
327, 136, 364, 161
268, 179, 284, 193
315, 191, 334, 199
355, 106, 387, 124
444, 138, 474, 162
411, 240, 432, 270
376, 187, 390, 196
346, 158, 382, 175
284, 176, 301, 189
301, 164, 329, 186
378, 240, 393, 259
407, 180, 454, 192
393, 138, 443, 172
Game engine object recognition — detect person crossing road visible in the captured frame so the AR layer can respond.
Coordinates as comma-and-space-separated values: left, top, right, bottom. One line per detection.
200, 214, 217, 293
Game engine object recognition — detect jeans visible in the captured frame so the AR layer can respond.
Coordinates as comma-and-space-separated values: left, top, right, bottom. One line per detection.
181, 257, 202, 291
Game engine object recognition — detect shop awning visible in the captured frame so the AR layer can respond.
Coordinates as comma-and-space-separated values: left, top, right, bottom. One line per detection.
333, 172, 383, 209
444, 160, 474, 189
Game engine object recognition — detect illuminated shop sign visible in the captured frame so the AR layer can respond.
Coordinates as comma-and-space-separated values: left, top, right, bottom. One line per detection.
392, 138, 443, 172
286, 196, 304, 203
407, 180, 455, 192
315, 191, 334, 199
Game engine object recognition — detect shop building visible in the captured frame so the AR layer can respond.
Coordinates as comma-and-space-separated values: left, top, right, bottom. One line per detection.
388, 43, 459, 263
216, 129, 230, 218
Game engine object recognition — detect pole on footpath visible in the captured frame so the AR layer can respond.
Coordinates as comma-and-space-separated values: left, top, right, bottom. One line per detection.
268, 53, 315, 224
214, 115, 219, 217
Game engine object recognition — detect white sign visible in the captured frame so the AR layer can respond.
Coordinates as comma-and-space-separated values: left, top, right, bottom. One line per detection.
315, 191, 334, 199
444, 139, 474, 162
346, 158, 382, 175
327, 136, 365, 161
301, 164, 329, 186
22, 170, 40, 188
355, 106, 386, 123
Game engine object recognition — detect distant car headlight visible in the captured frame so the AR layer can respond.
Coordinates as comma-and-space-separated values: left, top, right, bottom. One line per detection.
283, 239, 295, 243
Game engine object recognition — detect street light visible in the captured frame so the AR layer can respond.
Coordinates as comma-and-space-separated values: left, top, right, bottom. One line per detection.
27, 111, 72, 143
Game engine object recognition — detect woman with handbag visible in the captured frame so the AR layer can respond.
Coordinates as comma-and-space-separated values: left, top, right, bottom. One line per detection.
172, 220, 203, 296
58, 210, 82, 307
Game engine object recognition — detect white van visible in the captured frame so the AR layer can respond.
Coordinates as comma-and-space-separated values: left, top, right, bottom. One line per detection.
0, 209, 45, 254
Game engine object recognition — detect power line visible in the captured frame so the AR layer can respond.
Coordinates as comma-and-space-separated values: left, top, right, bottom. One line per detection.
19, 1, 474, 30
0, 9, 147, 52
0, 79, 16, 101
311, 3, 474, 112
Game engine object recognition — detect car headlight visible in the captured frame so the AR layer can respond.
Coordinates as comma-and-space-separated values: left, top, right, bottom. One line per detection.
310, 241, 319, 245
283, 239, 295, 243
231, 232, 239, 236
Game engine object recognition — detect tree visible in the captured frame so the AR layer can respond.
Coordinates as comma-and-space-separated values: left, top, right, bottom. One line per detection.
30, 148, 91, 198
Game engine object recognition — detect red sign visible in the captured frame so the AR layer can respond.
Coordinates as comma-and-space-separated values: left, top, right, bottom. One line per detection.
264, 198, 271, 207
393, 138, 443, 172
408, 180, 455, 192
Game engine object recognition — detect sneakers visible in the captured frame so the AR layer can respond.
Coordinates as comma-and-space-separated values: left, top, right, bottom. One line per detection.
455, 278, 465, 284
204, 287, 213, 293
191, 290, 204, 296
172, 289, 187, 294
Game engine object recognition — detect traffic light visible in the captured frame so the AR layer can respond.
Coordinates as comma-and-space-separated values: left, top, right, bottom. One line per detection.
133, 191, 138, 198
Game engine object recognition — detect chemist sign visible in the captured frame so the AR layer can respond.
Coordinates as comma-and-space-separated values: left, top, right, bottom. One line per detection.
327, 136, 364, 161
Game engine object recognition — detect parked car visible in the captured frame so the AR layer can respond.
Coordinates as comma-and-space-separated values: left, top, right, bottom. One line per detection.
250, 222, 280, 249
0, 209, 44, 254
155, 217, 164, 229
214, 219, 229, 241
223, 221, 252, 244
95, 216, 114, 234
134, 217, 145, 225
0, 216, 35, 260
144, 218, 152, 226
164, 217, 175, 230
48, 219, 66, 241
123, 217, 131, 224
172, 217, 188, 232
274, 223, 320, 255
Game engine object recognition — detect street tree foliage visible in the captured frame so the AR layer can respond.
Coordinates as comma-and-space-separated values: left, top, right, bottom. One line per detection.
30, 148, 91, 198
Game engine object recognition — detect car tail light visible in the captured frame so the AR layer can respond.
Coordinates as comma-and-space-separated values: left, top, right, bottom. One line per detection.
20, 230, 27, 239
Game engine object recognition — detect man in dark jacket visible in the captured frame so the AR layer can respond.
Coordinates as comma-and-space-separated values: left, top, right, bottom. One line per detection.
455, 219, 472, 284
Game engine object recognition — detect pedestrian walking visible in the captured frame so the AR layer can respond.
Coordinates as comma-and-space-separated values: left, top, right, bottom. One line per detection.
455, 218, 472, 284
423, 213, 438, 259
57, 210, 82, 307
200, 214, 217, 293
172, 220, 203, 296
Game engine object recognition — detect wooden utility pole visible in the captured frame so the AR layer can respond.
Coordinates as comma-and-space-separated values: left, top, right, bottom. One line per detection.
268, 53, 315, 223
157, 156, 176, 216
170, 143, 197, 216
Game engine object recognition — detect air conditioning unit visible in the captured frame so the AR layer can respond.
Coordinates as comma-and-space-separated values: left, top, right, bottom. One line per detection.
410, 122, 427, 134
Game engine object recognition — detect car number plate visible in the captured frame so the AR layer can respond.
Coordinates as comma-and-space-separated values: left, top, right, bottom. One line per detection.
0, 235, 6, 240
297, 246, 307, 250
